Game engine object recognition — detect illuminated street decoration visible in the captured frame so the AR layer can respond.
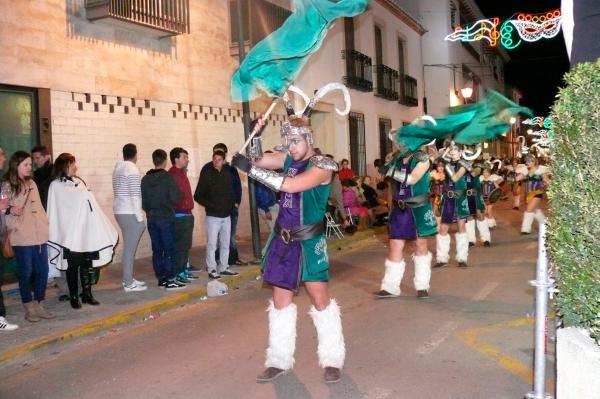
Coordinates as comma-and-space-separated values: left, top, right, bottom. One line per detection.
523, 117, 545, 127
445, 10, 562, 50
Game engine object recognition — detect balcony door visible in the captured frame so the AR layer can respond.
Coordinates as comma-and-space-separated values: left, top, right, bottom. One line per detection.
348, 112, 366, 176
0, 85, 39, 165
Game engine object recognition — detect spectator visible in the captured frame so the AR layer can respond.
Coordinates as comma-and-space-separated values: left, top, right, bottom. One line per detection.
3, 151, 54, 322
0, 147, 18, 331
195, 151, 239, 279
46, 153, 118, 309
342, 179, 369, 230
141, 149, 185, 291
31, 145, 52, 210
338, 159, 355, 182
360, 176, 389, 225
200, 143, 245, 266
112, 143, 147, 293
168, 147, 197, 285
324, 154, 349, 226
255, 181, 279, 233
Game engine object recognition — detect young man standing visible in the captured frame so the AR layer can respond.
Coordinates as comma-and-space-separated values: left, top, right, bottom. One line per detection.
31, 145, 53, 210
141, 149, 185, 290
168, 147, 198, 285
112, 143, 147, 292
194, 151, 239, 279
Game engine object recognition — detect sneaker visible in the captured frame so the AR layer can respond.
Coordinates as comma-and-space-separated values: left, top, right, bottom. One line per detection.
186, 264, 202, 274
175, 276, 191, 285
256, 367, 288, 383
220, 269, 239, 276
416, 290, 429, 298
158, 279, 167, 287
133, 279, 147, 286
184, 273, 200, 281
483, 241, 491, 247
373, 289, 400, 298
165, 281, 186, 291
0, 316, 18, 331
124, 282, 148, 292
208, 271, 221, 279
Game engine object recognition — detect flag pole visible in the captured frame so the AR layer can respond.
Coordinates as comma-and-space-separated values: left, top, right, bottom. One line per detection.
238, 99, 279, 154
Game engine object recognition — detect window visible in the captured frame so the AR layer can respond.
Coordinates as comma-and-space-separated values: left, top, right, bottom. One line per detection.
374, 25, 383, 65
344, 17, 355, 51
0, 85, 39, 161
348, 112, 366, 176
378, 118, 392, 161
229, 0, 290, 46
397, 38, 405, 77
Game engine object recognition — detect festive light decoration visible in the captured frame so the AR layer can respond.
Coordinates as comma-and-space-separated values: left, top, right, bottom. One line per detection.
523, 117, 546, 127
445, 9, 562, 50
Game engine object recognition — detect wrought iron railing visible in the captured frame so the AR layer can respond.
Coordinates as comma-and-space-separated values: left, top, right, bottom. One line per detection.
399, 74, 418, 107
374, 64, 399, 101
85, 0, 190, 36
341, 49, 373, 92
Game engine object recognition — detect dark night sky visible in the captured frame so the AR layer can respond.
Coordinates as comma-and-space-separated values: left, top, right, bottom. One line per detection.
476, 0, 571, 116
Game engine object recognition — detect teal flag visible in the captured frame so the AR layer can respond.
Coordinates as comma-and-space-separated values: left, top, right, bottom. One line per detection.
231, 0, 368, 102
393, 90, 532, 154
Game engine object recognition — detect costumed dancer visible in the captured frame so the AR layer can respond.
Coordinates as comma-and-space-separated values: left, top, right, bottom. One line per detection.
373, 129, 438, 299
464, 161, 491, 247
430, 162, 446, 229
232, 84, 348, 384
435, 144, 471, 267
507, 158, 523, 210
480, 163, 504, 228
517, 155, 551, 234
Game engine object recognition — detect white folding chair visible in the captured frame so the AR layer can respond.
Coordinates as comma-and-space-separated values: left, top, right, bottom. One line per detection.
325, 212, 344, 240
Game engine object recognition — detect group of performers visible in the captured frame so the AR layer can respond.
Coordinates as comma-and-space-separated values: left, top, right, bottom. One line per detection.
228, 81, 547, 384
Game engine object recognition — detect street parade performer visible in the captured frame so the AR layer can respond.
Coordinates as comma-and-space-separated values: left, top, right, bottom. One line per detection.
480, 162, 504, 229
373, 124, 438, 299
430, 162, 446, 229
231, 84, 349, 384
464, 161, 491, 247
517, 154, 551, 234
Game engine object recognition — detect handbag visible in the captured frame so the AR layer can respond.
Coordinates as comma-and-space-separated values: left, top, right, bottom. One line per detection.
1, 184, 33, 259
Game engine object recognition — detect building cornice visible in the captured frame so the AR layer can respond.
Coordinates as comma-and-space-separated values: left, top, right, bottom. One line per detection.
376, 0, 427, 36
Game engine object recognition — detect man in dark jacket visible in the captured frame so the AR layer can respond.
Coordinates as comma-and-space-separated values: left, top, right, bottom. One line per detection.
31, 146, 53, 210
195, 151, 239, 279
200, 143, 244, 266
141, 149, 185, 291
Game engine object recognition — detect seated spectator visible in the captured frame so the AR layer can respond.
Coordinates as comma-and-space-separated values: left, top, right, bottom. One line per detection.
338, 159, 355, 183
342, 179, 369, 230
360, 176, 389, 225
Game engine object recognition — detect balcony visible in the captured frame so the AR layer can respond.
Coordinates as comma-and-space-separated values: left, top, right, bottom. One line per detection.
85, 0, 190, 37
374, 64, 399, 101
341, 50, 373, 92
399, 74, 418, 107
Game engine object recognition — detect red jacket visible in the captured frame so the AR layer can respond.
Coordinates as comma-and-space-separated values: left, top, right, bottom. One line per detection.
338, 168, 355, 182
168, 166, 194, 212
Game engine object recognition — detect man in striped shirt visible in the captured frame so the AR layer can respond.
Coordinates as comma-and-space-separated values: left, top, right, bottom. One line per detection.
112, 143, 147, 292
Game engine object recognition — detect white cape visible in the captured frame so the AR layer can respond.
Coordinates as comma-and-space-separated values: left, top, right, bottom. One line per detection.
47, 177, 119, 270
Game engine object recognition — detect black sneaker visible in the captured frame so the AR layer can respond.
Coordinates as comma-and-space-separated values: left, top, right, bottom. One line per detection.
469, 242, 475, 247
417, 290, 429, 298
433, 262, 447, 268
458, 262, 468, 268
165, 281, 186, 291
483, 241, 491, 247
208, 271, 221, 279
220, 269, 239, 276
374, 289, 400, 298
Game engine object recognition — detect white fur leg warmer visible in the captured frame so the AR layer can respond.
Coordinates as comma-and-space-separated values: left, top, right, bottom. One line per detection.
436, 234, 451, 264
534, 209, 546, 224
413, 252, 432, 291
455, 232, 469, 263
476, 219, 491, 243
265, 301, 297, 370
380, 259, 405, 296
309, 299, 345, 369
487, 218, 497, 228
521, 212, 535, 233
465, 219, 476, 244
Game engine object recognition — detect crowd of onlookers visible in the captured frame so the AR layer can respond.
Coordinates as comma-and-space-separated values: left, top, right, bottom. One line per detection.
0, 143, 249, 332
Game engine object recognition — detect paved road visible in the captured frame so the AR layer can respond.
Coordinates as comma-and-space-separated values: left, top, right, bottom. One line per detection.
0, 203, 554, 399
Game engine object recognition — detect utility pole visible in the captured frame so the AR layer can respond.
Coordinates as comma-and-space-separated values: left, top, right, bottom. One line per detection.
235, 0, 262, 261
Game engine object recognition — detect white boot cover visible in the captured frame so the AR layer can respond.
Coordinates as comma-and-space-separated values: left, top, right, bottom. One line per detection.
380, 259, 405, 296
436, 234, 451, 264
486, 217, 497, 228
455, 232, 469, 263
465, 219, 476, 244
265, 301, 297, 370
413, 252, 432, 291
534, 209, 546, 225
521, 212, 535, 233
476, 220, 491, 243
309, 299, 346, 369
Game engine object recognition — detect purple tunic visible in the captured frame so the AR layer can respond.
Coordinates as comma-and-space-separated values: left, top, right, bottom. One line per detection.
262, 159, 308, 290
440, 181, 459, 224
389, 160, 418, 240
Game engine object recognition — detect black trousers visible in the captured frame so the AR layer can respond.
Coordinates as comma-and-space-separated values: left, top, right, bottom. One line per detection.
65, 251, 96, 299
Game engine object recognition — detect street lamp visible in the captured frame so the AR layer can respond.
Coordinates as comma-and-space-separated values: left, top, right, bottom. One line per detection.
510, 116, 517, 124
460, 86, 473, 100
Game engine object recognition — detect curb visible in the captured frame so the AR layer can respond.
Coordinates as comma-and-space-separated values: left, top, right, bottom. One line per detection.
0, 227, 382, 366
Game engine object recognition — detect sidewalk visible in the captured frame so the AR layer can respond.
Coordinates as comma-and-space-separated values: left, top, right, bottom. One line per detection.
0, 227, 378, 367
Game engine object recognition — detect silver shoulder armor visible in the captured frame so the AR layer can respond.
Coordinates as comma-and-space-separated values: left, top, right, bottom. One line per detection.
309, 155, 338, 172
413, 150, 429, 163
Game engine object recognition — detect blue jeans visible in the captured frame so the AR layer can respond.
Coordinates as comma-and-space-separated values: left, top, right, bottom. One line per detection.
147, 218, 176, 282
13, 244, 49, 304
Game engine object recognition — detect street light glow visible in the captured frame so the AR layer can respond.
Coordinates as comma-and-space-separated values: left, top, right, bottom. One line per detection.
510, 117, 517, 124
460, 87, 473, 99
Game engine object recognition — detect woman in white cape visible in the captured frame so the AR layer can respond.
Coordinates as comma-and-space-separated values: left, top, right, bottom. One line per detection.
47, 153, 118, 309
